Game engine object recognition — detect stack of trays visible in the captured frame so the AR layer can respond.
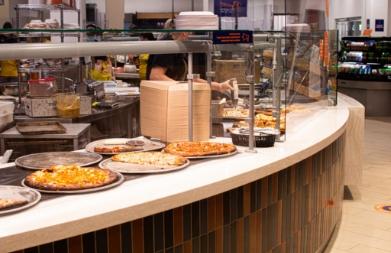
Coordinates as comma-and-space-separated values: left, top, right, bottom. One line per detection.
175, 11, 219, 30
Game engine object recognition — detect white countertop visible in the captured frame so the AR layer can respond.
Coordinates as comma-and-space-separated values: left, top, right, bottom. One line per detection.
0, 105, 350, 252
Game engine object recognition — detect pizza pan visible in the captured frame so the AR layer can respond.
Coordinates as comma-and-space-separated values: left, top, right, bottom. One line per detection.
0, 185, 41, 215
85, 137, 166, 155
15, 152, 103, 170
183, 149, 239, 160
21, 171, 125, 194
99, 158, 190, 174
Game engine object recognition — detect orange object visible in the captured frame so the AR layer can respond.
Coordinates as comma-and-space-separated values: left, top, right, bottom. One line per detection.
363, 28, 373, 36
325, 0, 330, 17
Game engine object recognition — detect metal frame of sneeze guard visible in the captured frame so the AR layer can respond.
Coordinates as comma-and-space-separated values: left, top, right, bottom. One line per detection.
0, 40, 212, 60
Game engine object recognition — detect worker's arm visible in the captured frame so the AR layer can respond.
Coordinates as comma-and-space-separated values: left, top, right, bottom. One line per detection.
194, 77, 233, 93
149, 66, 175, 81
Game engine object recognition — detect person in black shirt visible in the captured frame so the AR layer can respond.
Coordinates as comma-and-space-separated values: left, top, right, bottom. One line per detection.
147, 20, 232, 93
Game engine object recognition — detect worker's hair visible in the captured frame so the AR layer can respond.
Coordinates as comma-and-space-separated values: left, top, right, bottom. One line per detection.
163, 19, 175, 29
3, 22, 12, 29
157, 19, 175, 40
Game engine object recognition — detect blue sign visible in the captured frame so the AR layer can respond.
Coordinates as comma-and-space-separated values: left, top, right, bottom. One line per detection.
375, 19, 384, 32
212, 30, 253, 45
214, 0, 248, 17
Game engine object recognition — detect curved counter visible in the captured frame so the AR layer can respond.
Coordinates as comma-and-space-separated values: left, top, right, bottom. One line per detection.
0, 105, 350, 253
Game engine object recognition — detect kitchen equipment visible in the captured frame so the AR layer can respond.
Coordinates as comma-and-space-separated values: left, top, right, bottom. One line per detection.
15, 151, 102, 170
0, 101, 14, 132
3, 83, 28, 97
56, 93, 80, 118
124, 64, 137, 73
80, 96, 92, 115
16, 121, 66, 135
28, 77, 57, 97
211, 100, 225, 118
230, 128, 277, 147
23, 97, 57, 117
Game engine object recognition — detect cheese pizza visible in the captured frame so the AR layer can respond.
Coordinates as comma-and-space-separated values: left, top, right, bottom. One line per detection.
111, 152, 188, 168
24, 165, 119, 191
0, 198, 28, 210
164, 142, 237, 157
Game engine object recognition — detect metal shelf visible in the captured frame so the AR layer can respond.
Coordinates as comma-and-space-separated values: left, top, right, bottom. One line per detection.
18, 32, 80, 38
15, 4, 78, 11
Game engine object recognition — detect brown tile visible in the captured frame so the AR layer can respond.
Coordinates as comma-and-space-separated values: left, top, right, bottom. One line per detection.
236, 219, 244, 253
223, 192, 231, 225
132, 219, 144, 253
215, 194, 224, 228
270, 174, 279, 204
276, 201, 283, 247
24, 248, 38, 253
183, 204, 192, 241
200, 200, 208, 235
243, 184, 251, 217
288, 166, 296, 194
108, 226, 121, 253
39, 243, 53, 253
154, 213, 164, 252
68, 235, 83, 253
173, 207, 184, 246
53, 240, 68, 253
165, 210, 174, 249
256, 211, 262, 253
121, 223, 132, 253
304, 158, 312, 185
143, 216, 154, 253
96, 229, 108, 253
224, 224, 232, 253
260, 177, 269, 209
207, 197, 216, 232
215, 227, 223, 253
82, 232, 95, 253
261, 209, 268, 252
249, 213, 257, 253
183, 240, 192, 253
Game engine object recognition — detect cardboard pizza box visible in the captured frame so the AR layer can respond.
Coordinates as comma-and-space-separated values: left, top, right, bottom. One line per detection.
140, 80, 211, 142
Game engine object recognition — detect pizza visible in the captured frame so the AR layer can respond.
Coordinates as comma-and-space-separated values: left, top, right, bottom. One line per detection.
24, 165, 119, 191
112, 152, 188, 168
0, 198, 28, 210
164, 142, 237, 157
223, 108, 249, 118
255, 113, 286, 130
94, 144, 143, 153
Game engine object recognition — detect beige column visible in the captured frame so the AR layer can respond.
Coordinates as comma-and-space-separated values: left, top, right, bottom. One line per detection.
105, 0, 124, 28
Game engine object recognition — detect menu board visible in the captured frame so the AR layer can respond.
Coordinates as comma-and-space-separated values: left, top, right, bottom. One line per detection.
214, 0, 248, 17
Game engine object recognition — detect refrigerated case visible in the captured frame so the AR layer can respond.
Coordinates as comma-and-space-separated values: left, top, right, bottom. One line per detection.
338, 36, 391, 116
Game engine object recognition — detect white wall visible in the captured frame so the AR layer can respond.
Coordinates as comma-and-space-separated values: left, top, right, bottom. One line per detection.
364, 0, 388, 36
332, 0, 362, 19
124, 0, 194, 13
389, 0, 391, 35
210, 0, 273, 30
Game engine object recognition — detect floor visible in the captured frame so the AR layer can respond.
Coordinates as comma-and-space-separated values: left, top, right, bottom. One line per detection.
329, 118, 391, 253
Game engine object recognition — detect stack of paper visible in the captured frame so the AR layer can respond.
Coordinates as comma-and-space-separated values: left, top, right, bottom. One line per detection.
175, 11, 219, 30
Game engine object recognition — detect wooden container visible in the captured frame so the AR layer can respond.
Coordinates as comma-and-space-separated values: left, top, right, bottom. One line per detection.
140, 81, 210, 142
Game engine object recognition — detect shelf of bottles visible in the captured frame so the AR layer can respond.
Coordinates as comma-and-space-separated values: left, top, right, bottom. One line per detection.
339, 37, 391, 81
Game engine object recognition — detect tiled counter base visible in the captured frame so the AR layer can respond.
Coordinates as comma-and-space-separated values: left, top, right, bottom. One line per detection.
13, 137, 345, 253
